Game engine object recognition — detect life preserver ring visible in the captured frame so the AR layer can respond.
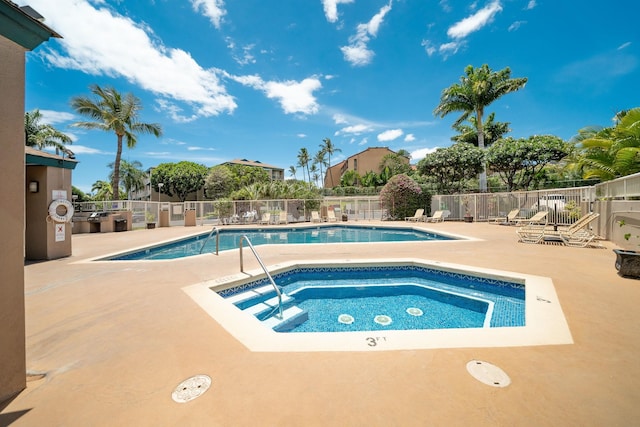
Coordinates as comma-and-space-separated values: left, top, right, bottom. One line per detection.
48, 199, 75, 223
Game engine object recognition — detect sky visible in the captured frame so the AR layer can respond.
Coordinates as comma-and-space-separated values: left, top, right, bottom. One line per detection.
20, 0, 640, 194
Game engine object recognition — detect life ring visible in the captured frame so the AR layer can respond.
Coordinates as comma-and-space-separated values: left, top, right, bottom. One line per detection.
48, 199, 75, 223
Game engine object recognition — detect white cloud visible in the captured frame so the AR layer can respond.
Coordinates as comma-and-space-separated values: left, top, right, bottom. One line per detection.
297, 133, 307, 138
439, 0, 452, 13
447, 0, 503, 39
377, 129, 404, 142
358, 137, 369, 146
404, 134, 415, 142
618, 42, 632, 50
322, 0, 354, 23
421, 40, 437, 57
38, 110, 75, 124
69, 145, 109, 155
191, 0, 226, 29
335, 124, 371, 135
439, 41, 464, 56
508, 20, 526, 31
526, 0, 536, 10
187, 146, 217, 151
410, 147, 438, 161
27, 0, 236, 121
341, 2, 392, 66
227, 73, 322, 115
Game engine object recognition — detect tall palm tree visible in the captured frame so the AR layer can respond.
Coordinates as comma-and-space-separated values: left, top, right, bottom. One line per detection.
71, 85, 162, 200
288, 165, 297, 180
313, 149, 327, 187
434, 64, 527, 191
25, 109, 73, 154
321, 137, 341, 187
297, 147, 311, 185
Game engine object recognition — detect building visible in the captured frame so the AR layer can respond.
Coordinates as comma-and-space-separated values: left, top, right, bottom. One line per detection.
223, 159, 285, 181
323, 147, 410, 188
1, 0, 61, 404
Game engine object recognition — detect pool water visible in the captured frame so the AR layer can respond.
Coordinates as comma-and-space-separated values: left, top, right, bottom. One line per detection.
222, 265, 525, 333
106, 225, 455, 260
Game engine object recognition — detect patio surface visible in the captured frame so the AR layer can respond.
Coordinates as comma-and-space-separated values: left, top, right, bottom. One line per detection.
2, 221, 639, 426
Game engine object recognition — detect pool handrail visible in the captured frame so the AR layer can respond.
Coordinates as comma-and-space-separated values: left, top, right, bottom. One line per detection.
199, 226, 220, 255
239, 235, 283, 320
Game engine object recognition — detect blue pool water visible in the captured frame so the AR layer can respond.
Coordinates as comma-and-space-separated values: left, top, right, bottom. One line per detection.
221, 265, 525, 333
106, 225, 454, 260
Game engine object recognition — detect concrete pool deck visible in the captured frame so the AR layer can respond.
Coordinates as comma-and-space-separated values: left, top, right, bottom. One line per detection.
2, 221, 639, 426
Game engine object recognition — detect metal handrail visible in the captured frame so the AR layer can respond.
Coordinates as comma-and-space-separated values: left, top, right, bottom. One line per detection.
239, 235, 283, 320
199, 226, 219, 255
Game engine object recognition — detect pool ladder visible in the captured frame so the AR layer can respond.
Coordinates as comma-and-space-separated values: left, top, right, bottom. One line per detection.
199, 226, 219, 255
239, 235, 284, 320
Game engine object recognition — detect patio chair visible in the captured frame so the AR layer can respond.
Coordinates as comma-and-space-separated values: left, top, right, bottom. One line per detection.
311, 211, 322, 223
517, 212, 600, 246
425, 210, 447, 223
258, 212, 271, 225
327, 209, 338, 222
493, 208, 521, 225
272, 211, 287, 225
513, 211, 548, 227
405, 208, 424, 222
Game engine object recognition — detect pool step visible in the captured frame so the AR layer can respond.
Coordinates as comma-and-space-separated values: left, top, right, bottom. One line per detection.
262, 306, 309, 332
228, 285, 290, 310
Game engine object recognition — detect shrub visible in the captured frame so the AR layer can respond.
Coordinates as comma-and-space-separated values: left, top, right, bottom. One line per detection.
379, 174, 424, 220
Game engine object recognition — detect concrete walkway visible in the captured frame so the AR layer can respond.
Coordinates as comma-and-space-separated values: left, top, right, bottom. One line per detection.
2, 221, 639, 426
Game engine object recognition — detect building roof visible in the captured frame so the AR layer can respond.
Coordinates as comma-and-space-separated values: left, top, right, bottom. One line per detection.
0, 0, 61, 50
26, 146, 78, 170
224, 158, 283, 170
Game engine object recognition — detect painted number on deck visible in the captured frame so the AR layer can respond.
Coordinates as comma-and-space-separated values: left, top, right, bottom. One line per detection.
366, 337, 387, 347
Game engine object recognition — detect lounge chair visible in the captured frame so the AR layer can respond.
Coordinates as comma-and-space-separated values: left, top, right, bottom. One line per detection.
327, 210, 338, 222
425, 210, 448, 223
517, 212, 600, 247
493, 208, 521, 225
272, 211, 287, 225
513, 211, 548, 227
311, 211, 322, 223
258, 212, 271, 225
405, 209, 425, 222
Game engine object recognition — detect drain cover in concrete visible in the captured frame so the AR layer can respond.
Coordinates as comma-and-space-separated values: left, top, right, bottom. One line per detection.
171, 375, 212, 403
466, 360, 511, 388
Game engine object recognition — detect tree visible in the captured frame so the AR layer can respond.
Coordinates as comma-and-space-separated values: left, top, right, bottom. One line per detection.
313, 149, 327, 186
340, 170, 360, 187
321, 137, 341, 187
204, 165, 234, 199
379, 152, 411, 177
288, 165, 297, 180
485, 135, 570, 191
434, 64, 527, 191
25, 109, 73, 155
71, 85, 162, 200
297, 147, 311, 185
151, 161, 208, 202
572, 108, 640, 180
109, 159, 145, 199
91, 180, 118, 201
417, 143, 484, 193
451, 112, 510, 147
379, 174, 424, 220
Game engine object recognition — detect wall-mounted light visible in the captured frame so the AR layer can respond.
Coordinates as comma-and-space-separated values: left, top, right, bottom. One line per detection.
29, 181, 39, 193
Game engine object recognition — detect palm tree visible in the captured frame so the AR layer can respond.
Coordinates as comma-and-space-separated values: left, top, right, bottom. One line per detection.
25, 109, 73, 154
288, 165, 297, 180
71, 85, 162, 200
110, 159, 146, 199
451, 112, 511, 147
313, 149, 327, 187
321, 137, 341, 187
574, 108, 640, 180
297, 147, 311, 185
91, 180, 115, 201
434, 64, 527, 191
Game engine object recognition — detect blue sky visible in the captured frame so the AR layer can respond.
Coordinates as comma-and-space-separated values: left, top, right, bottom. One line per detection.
21, 0, 639, 194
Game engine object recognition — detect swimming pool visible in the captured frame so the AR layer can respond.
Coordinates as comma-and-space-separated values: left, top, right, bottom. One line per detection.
184, 259, 573, 352
223, 265, 523, 333
105, 224, 456, 260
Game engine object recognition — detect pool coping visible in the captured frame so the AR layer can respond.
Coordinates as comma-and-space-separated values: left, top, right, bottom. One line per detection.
183, 258, 573, 352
